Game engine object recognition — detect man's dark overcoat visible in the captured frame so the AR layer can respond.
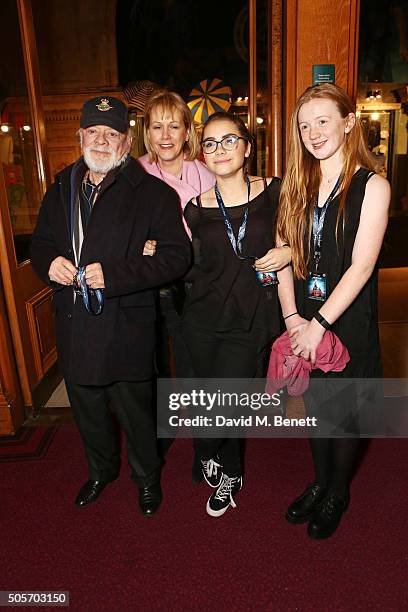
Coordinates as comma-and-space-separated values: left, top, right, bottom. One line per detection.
31, 157, 191, 385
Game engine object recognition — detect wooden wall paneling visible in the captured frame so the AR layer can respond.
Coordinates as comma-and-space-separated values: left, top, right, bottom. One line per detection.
44, 109, 81, 177
26, 287, 57, 380
283, 0, 298, 166
0, 280, 25, 435
347, 0, 361, 100
32, 0, 118, 95
248, 0, 258, 139
270, 0, 283, 177
11, 259, 55, 395
283, 0, 360, 167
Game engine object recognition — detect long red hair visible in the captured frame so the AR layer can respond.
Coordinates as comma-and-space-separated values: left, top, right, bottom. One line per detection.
277, 83, 377, 279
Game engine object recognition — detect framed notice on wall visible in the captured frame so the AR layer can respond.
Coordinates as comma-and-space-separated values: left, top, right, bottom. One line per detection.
312, 64, 335, 85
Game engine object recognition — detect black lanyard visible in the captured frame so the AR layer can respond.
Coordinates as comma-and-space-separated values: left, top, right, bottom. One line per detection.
214, 176, 252, 259
312, 174, 343, 268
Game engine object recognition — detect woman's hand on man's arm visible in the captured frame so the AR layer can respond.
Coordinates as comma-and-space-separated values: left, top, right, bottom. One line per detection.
254, 245, 291, 272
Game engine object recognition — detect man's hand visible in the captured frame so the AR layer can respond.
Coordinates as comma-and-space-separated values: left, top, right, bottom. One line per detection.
85, 263, 105, 289
48, 256, 77, 285
143, 239, 157, 256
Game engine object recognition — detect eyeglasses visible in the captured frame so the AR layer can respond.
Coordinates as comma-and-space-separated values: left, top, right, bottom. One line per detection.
201, 134, 247, 154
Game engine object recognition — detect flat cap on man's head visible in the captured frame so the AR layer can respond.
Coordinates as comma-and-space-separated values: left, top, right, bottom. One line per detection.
80, 96, 129, 133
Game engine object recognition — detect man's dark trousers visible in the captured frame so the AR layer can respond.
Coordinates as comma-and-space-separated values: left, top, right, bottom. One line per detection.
65, 379, 161, 486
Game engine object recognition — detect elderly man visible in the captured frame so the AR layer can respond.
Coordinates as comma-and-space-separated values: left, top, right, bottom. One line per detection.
31, 96, 191, 516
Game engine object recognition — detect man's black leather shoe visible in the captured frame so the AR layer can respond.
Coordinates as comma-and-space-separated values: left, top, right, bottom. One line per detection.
192, 452, 204, 485
139, 482, 163, 516
285, 483, 327, 524
307, 493, 349, 539
74, 479, 110, 508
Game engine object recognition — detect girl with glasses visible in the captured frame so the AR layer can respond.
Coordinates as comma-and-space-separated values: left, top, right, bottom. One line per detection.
182, 111, 291, 516
276, 84, 390, 539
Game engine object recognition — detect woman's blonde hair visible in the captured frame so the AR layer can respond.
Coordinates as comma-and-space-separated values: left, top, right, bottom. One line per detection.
143, 90, 200, 162
277, 83, 377, 279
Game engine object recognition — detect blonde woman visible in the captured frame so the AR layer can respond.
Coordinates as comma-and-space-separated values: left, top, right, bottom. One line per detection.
139, 90, 214, 230
139, 91, 215, 479
139, 91, 215, 382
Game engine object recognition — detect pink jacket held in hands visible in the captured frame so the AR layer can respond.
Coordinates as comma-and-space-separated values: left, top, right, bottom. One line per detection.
266, 330, 350, 396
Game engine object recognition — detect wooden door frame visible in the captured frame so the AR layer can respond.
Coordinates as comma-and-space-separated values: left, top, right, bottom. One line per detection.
0, 172, 32, 406
17, 0, 51, 194
248, 0, 283, 176
269, 0, 283, 177
0, 252, 25, 434
0, 0, 52, 407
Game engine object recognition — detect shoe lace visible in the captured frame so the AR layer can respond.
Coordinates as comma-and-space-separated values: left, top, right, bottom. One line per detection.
202, 458, 222, 479
213, 475, 241, 508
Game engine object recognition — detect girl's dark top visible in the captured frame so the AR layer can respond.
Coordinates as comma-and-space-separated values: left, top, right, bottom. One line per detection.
295, 168, 381, 378
183, 178, 281, 341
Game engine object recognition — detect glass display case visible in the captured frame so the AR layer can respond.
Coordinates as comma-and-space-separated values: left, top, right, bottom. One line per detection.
358, 103, 408, 215
0, 0, 43, 264
1, 101, 42, 263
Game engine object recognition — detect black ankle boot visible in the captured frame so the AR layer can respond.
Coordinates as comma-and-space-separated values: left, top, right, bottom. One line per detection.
307, 492, 349, 539
285, 482, 327, 524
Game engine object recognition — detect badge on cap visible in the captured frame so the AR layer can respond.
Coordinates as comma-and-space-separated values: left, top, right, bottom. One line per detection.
96, 98, 113, 112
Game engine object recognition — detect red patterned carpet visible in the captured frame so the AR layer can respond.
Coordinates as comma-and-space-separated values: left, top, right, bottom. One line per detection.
1, 425, 408, 611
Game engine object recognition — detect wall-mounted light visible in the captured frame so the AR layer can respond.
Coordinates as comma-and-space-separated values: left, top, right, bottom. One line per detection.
22, 125, 31, 131
256, 116, 264, 124
0, 125, 9, 133
366, 89, 382, 101
129, 119, 136, 127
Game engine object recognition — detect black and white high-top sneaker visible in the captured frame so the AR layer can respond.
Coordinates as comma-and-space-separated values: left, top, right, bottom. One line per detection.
201, 456, 223, 488
206, 473, 243, 517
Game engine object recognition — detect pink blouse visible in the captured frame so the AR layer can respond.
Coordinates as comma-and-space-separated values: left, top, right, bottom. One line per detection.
138, 155, 215, 239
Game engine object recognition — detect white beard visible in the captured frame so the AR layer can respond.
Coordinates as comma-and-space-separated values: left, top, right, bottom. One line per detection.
83, 146, 128, 175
